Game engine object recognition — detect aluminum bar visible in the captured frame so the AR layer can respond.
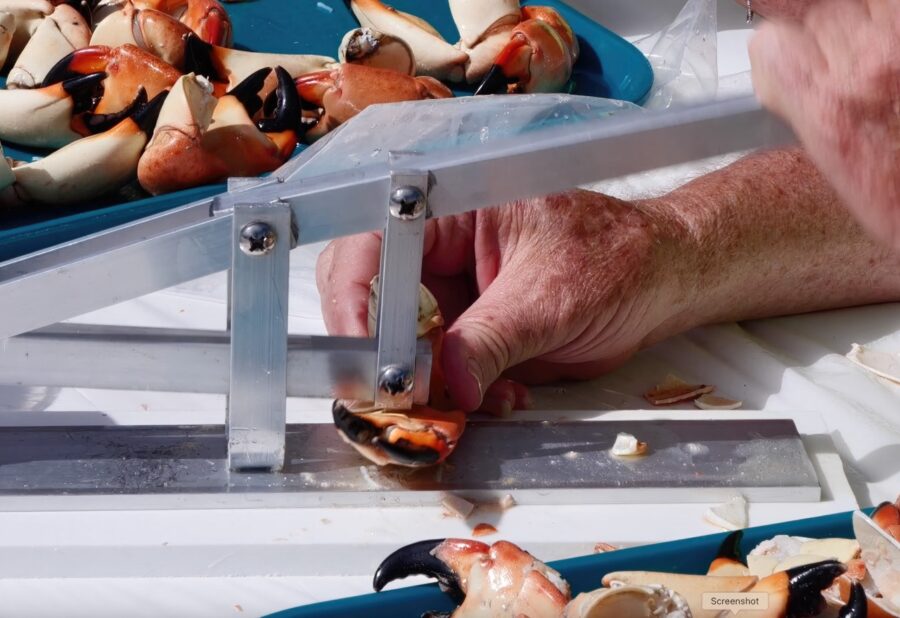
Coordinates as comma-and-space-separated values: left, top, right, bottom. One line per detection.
373, 172, 429, 408
0, 324, 432, 399
0, 96, 791, 340
227, 203, 292, 470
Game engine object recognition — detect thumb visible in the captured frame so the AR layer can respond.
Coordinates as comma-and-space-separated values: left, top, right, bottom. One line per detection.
441, 266, 549, 411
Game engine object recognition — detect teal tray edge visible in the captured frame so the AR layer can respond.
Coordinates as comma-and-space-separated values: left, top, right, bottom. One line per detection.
0, 0, 652, 262
266, 509, 869, 618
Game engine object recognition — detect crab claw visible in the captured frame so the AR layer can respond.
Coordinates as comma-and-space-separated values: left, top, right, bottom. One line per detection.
6, 4, 90, 88
349, 0, 468, 81
374, 539, 571, 617
1, 89, 166, 207
751, 559, 847, 617
136, 68, 299, 195
0, 0, 54, 69
339, 27, 415, 75
373, 539, 465, 600
448, 0, 520, 49
872, 501, 900, 541
708, 530, 752, 577
0, 71, 104, 147
90, 1, 192, 68
174, 0, 231, 47
475, 18, 574, 94
333, 400, 465, 467
295, 62, 452, 142
184, 32, 336, 93
838, 581, 868, 617
42, 44, 181, 125
565, 586, 691, 618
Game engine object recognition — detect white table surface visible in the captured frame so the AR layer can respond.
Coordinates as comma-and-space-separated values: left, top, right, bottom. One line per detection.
1, 2, 898, 617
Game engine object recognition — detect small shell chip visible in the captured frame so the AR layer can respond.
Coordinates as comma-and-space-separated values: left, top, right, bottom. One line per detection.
694, 394, 743, 410
472, 523, 497, 537
611, 432, 648, 457
644, 374, 714, 406
704, 495, 748, 531
847, 343, 900, 384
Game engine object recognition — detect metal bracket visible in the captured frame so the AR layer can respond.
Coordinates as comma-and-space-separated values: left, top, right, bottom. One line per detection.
227, 202, 293, 471
373, 170, 430, 408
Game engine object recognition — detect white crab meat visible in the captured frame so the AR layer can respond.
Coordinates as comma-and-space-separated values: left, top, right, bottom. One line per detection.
611, 432, 648, 457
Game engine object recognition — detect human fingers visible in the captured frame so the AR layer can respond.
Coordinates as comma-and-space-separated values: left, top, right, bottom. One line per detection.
316, 233, 383, 337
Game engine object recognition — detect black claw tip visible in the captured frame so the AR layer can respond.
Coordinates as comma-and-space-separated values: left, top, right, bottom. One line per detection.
786, 560, 846, 618
257, 66, 301, 134
61, 72, 106, 114
227, 67, 270, 117
42, 50, 80, 87
332, 400, 378, 444
373, 539, 463, 603
133, 90, 168, 135
716, 530, 744, 562
474, 65, 513, 96
838, 581, 868, 618
183, 33, 221, 81
83, 88, 148, 134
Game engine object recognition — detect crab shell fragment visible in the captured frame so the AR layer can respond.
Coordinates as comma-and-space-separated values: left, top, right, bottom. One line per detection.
565, 585, 692, 618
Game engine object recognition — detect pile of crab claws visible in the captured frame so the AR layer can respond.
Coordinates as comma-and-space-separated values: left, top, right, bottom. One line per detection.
373, 538, 464, 602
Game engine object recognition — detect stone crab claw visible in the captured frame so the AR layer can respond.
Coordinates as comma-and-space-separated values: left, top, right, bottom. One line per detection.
707, 530, 752, 576
90, 0, 194, 68
474, 6, 578, 94
42, 44, 181, 130
332, 400, 465, 467
0, 71, 104, 147
295, 62, 452, 142
184, 32, 336, 93
0, 88, 166, 207
6, 3, 90, 88
133, 0, 232, 47
349, 0, 468, 81
339, 27, 415, 75
0, 0, 55, 70
136, 67, 299, 195
374, 539, 571, 617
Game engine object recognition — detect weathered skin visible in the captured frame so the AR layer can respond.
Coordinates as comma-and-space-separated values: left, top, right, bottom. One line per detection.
296, 62, 452, 142
6, 3, 89, 87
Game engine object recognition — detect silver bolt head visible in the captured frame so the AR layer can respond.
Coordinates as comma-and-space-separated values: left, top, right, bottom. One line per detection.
239, 222, 277, 256
389, 185, 426, 220
378, 364, 414, 396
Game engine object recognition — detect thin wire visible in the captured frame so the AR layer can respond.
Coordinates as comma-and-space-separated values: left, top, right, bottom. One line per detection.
746, 0, 755, 23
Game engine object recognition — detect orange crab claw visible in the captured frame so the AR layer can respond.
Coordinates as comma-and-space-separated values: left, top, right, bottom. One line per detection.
43, 44, 182, 119
136, 67, 299, 196
332, 401, 465, 467
374, 539, 571, 616
90, 1, 193, 68
475, 18, 573, 95
520, 6, 579, 63
295, 62, 453, 142
132, 0, 232, 46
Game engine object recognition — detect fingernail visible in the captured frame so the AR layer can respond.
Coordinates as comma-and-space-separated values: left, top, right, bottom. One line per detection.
466, 358, 484, 402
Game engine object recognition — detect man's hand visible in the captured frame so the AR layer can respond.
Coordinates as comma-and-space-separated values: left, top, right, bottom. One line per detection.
748, 0, 900, 248
317, 192, 694, 413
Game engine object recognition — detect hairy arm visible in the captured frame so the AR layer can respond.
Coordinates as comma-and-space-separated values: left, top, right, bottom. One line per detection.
662, 147, 900, 329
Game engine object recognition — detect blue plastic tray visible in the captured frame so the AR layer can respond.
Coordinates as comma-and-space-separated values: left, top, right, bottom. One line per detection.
0, 0, 652, 262
266, 510, 864, 618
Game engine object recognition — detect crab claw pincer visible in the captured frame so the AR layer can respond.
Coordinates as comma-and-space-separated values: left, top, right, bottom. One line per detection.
6, 4, 91, 88
707, 530, 752, 576
1, 89, 166, 207
374, 538, 571, 617
0, 71, 104, 147
474, 6, 578, 95
42, 44, 182, 126
333, 400, 465, 467
295, 62, 452, 142
136, 67, 299, 195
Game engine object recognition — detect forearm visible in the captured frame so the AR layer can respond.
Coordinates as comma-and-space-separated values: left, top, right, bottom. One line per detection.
660, 147, 900, 328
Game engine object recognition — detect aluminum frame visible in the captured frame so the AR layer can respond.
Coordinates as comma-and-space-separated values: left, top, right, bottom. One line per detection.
0, 95, 797, 480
